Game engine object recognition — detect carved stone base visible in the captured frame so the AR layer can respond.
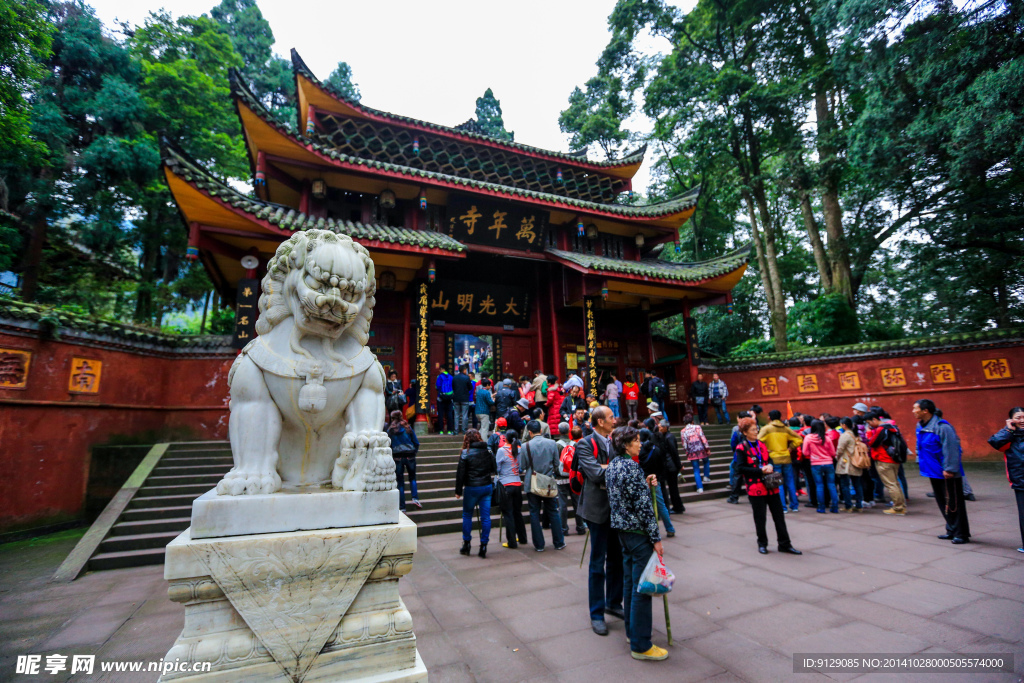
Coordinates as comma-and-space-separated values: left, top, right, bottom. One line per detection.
160, 516, 426, 683
190, 487, 400, 539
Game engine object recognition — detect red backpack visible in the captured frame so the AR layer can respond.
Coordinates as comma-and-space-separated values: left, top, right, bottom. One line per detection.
565, 440, 588, 496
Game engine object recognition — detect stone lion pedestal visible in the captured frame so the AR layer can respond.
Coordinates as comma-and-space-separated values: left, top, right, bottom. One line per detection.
159, 230, 426, 682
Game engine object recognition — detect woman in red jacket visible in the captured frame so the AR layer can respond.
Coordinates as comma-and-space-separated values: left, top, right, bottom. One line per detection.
623, 374, 640, 421
735, 417, 802, 555
546, 375, 564, 434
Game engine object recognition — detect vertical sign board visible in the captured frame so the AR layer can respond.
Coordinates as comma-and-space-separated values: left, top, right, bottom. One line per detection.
584, 297, 598, 397
685, 316, 701, 366
492, 335, 502, 379
445, 333, 456, 374
231, 278, 260, 348
415, 282, 430, 414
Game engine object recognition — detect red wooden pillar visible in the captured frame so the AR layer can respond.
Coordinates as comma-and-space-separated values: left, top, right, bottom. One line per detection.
402, 296, 412, 386
299, 181, 311, 215
548, 267, 562, 378
533, 270, 545, 373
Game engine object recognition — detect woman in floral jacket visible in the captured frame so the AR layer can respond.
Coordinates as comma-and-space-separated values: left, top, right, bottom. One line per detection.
735, 417, 801, 556
680, 415, 711, 493
606, 425, 668, 662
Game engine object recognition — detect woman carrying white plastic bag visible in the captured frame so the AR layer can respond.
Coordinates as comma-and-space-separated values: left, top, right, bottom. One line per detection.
605, 425, 669, 662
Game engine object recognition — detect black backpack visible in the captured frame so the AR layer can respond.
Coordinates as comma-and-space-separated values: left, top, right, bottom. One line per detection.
884, 425, 909, 464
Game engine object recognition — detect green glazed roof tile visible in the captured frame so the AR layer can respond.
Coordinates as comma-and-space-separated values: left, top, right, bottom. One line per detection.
546, 244, 751, 283
163, 143, 466, 254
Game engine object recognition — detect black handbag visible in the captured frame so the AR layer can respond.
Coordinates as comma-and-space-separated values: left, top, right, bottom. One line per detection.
491, 479, 506, 507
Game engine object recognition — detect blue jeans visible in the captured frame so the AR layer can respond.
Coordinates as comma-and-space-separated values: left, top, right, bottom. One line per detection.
775, 462, 798, 510
395, 456, 417, 510
839, 473, 863, 509
455, 402, 471, 433
619, 531, 655, 654
811, 464, 839, 512
691, 457, 710, 489
653, 485, 674, 534
714, 400, 729, 424
587, 519, 623, 620
608, 399, 619, 418
461, 484, 492, 545
527, 492, 564, 550
729, 455, 738, 487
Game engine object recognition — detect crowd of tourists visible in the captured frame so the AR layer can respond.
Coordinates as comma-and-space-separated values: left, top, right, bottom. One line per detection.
380, 365, 1024, 664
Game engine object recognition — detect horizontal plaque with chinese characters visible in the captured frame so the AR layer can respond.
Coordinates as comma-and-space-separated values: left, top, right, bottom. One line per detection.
930, 363, 956, 384
429, 280, 530, 327
837, 371, 861, 391
446, 194, 547, 253
981, 358, 1012, 381
797, 374, 819, 393
0, 348, 31, 389
880, 367, 906, 388
69, 357, 102, 394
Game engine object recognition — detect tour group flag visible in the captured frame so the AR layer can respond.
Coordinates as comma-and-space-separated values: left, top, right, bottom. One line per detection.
786, 401, 794, 420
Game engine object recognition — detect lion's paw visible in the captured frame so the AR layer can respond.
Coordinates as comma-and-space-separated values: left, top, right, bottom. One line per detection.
364, 444, 397, 492
216, 469, 281, 496
332, 431, 395, 492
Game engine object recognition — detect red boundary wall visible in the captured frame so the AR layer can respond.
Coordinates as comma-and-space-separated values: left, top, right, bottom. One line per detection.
700, 343, 1024, 461
0, 325, 233, 533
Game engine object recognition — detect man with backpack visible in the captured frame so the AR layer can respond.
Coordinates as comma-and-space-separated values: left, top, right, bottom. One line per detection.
452, 365, 474, 434
494, 379, 518, 419
435, 368, 455, 434
866, 408, 907, 516
556, 423, 586, 537
571, 406, 624, 636
914, 399, 970, 543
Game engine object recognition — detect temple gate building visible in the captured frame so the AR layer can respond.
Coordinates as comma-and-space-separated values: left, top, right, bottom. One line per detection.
163, 50, 748, 420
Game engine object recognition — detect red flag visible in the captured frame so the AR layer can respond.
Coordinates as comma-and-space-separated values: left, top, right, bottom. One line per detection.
786, 401, 794, 420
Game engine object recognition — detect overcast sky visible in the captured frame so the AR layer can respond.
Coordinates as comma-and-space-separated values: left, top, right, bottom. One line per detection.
86, 0, 696, 194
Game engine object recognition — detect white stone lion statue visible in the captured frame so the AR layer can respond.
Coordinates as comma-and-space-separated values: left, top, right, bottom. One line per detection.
217, 229, 396, 496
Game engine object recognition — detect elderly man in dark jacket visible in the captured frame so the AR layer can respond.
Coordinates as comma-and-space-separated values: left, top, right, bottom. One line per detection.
989, 407, 1024, 553
519, 420, 564, 552
494, 379, 518, 419
574, 406, 624, 636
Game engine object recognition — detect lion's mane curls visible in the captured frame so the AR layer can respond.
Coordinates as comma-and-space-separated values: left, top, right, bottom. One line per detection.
255, 229, 376, 345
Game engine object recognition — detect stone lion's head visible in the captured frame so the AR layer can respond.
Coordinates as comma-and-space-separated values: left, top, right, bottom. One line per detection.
255, 230, 375, 345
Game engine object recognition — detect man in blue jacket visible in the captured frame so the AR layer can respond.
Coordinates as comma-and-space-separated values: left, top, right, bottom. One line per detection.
435, 369, 455, 434
913, 398, 970, 544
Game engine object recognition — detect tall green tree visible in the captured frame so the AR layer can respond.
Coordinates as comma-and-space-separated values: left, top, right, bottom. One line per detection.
6, 1, 157, 302
129, 10, 246, 323
325, 61, 360, 102
558, 74, 632, 158
472, 88, 514, 141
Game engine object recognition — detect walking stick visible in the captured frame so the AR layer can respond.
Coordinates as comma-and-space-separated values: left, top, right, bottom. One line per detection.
579, 528, 590, 568
651, 483, 673, 646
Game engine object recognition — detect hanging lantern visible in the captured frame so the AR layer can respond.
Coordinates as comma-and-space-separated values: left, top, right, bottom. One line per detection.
556, 168, 564, 184
306, 105, 316, 136
640, 298, 651, 312
586, 223, 598, 240
413, 137, 420, 154
254, 169, 266, 187
727, 302, 734, 315
634, 233, 645, 248
675, 239, 682, 253
628, 190, 634, 201
379, 270, 397, 291
379, 188, 396, 210
419, 188, 427, 210
601, 284, 609, 300
428, 259, 436, 283
577, 220, 585, 237
185, 246, 199, 261
311, 179, 327, 200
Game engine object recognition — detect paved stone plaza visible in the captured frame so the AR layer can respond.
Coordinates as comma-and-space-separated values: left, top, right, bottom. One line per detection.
1, 468, 1022, 682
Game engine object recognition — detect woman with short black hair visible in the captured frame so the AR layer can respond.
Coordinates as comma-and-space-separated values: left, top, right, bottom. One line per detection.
735, 417, 801, 555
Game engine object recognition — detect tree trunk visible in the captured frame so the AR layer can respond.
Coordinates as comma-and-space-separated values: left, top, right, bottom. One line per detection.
798, 190, 832, 293
814, 85, 855, 305
745, 192, 787, 351
199, 290, 211, 334
20, 213, 48, 302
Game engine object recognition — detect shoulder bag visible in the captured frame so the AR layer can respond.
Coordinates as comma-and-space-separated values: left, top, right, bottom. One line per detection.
525, 443, 558, 498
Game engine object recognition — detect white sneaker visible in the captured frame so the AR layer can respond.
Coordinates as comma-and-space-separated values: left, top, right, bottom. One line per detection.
411, 498, 422, 508
704, 476, 713, 482
697, 488, 704, 493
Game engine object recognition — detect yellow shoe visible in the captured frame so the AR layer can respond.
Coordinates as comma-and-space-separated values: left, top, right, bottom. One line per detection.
631, 645, 668, 661
883, 508, 906, 516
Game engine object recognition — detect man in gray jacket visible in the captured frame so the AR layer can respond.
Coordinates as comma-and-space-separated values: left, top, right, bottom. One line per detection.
574, 406, 624, 636
519, 421, 565, 552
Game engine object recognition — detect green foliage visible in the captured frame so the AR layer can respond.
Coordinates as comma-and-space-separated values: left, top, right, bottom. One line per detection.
558, 75, 632, 158
786, 293, 859, 347
0, 0, 52, 173
473, 88, 513, 141
325, 61, 361, 102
